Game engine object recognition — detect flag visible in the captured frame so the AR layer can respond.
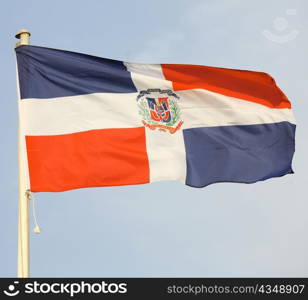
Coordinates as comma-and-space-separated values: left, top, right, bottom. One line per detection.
15, 45, 296, 192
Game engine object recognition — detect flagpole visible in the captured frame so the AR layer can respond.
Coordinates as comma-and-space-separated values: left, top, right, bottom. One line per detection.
15, 29, 31, 278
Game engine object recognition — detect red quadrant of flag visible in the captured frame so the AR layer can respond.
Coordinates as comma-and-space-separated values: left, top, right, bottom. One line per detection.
162, 64, 291, 108
26, 127, 150, 192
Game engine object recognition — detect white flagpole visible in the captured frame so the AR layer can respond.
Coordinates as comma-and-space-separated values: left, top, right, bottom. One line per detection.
15, 29, 31, 278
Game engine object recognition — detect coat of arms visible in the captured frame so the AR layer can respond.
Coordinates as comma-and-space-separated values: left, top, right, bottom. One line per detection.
137, 89, 183, 134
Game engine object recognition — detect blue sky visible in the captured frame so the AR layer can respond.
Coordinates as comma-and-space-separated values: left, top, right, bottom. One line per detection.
0, 0, 307, 277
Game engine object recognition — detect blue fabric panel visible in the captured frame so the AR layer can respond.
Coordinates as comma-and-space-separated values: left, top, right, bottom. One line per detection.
183, 122, 296, 187
15, 45, 137, 99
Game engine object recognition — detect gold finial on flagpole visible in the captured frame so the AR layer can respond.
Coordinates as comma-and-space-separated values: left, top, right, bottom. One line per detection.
15, 29, 31, 47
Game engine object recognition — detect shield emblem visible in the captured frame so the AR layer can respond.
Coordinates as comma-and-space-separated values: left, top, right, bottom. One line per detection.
146, 97, 171, 123
136, 89, 183, 134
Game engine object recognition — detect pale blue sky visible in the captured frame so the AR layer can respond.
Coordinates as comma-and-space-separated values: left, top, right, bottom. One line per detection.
0, 0, 307, 277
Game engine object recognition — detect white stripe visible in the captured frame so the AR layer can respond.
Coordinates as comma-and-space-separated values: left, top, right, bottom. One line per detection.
124, 62, 165, 79
124, 62, 187, 183
21, 93, 141, 135
145, 127, 186, 183
124, 62, 172, 91
177, 89, 296, 129
21, 83, 296, 137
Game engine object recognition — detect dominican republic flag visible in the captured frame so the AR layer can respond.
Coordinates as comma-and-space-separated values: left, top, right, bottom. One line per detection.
15, 45, 296, 192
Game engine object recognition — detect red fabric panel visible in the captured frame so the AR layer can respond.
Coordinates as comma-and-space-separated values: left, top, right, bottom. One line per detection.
162, 64, 291, 108
26, 127, 149, 192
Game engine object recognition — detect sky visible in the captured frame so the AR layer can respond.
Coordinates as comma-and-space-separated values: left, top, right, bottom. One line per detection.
0, 0, 307, 277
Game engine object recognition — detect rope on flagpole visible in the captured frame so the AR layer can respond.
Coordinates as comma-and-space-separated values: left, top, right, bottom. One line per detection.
26, 190, 41, 234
